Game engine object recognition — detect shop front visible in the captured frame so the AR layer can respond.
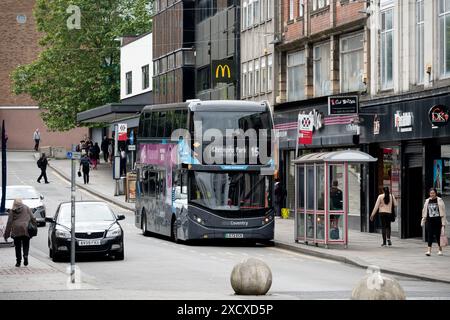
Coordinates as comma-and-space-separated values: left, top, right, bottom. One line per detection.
360, 92, 450, 239
274, 98, 365, 231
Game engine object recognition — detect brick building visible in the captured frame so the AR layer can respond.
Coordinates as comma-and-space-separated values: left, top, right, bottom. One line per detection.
0, 0, 88, 150
273, 0, 369, 230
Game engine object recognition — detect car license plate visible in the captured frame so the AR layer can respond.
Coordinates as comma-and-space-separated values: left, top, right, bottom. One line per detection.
78, 240, 101, 246
225, 233, 244, 239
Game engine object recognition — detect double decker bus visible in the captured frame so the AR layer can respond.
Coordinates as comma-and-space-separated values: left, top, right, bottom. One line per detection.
134, 100, 275, 243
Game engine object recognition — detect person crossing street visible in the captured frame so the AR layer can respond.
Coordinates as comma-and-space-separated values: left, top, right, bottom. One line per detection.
37, 153, 49, 184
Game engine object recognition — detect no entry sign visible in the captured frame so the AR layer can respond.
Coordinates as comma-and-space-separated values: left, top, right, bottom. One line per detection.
118, 123, 128, 141
297, 114, 314, 145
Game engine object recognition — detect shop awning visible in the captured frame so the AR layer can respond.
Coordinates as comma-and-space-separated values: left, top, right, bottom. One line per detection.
76, 103, 144, 124
293, 150, 377, 164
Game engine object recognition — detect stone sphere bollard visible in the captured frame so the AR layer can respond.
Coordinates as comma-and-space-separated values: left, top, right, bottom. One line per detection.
351, 266, 406, 300
230, 258, 272, 295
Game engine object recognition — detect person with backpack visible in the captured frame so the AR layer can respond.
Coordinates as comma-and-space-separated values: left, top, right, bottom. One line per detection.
120, 147, 127, 176
370, 187, 397, 247
421, 188, 448, 256
37, 153, 49, 184
79, 153, 92, 184
3, 199, 37, 267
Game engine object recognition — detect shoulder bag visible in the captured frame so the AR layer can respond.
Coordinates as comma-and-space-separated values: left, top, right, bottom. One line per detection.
441, 226, 448, 247
390, 195, 396, 222
28, 220, 37, 238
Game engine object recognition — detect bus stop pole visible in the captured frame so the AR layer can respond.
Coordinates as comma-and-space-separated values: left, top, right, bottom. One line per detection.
70, 145, 76, 283
114, 124, 120, 196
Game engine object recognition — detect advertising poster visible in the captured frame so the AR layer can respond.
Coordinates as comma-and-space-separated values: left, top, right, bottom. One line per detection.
434, 160, 443, 194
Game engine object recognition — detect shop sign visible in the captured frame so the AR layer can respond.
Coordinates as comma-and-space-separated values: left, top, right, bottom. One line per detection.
394, 111, 413, 133
328, 96, 359, 115
118, 123, 128, 141
212, 59, 234, 86
429, 105, 450, 128
297, 114, 314, 145
373, 114, 380, 135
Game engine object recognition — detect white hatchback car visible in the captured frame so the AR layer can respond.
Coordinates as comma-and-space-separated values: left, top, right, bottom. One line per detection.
2, 185, 46, 226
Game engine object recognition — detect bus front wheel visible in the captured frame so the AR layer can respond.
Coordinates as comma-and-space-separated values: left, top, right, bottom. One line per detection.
142, 213, 150, 236
171, 217, 180, 244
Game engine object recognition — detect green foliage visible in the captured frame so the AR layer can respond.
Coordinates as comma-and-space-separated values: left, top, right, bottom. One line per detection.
11, 0, 153, 131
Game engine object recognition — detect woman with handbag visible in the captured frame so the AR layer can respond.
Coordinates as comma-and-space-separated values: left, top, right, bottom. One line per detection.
370, 187, 397, 247
421, 188, 448, 256
3, 199, 37, 267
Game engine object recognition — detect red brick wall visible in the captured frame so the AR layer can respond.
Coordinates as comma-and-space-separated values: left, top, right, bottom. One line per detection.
0, 0, 90, 150
336, 1, 365, 27
0, 109, 88, 150
283, 0, 305, 44
310, 8, 331, 35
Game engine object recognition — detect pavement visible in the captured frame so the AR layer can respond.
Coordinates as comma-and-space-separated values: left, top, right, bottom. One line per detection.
44, 156, 450, 285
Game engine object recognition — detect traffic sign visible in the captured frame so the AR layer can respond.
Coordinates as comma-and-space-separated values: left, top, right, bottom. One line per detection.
128, 145, 136, 151
129, 130, 134, 144
71, 152, 81, 160
67, 151, 72, 159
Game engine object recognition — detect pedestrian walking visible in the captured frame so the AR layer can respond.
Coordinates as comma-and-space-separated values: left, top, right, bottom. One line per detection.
36, 153, 49, 184
370, 187, 397, 247
108, 140, 113, 167
79, 152, 92, 184
101, 136, 109, 163
33, 129, 40, 151
421, 188, 448, 256
3, 199, 37, 267
92, 142, 101, 169
120, 147, 127, 176
274, 178, 286, 217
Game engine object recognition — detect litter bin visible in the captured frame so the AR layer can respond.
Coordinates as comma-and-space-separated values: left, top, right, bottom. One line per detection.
118, 177, 125, 195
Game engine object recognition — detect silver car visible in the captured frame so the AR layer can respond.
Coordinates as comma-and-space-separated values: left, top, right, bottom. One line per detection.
2, 185, 46, 226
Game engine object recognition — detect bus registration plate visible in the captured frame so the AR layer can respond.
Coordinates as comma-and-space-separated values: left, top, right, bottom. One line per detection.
225, 233, 244, 239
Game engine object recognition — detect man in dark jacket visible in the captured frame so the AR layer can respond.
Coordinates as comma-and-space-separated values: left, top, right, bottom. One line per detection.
79, 153, 91, 184
101, 136, 109, 163
37, 153, 49, 184
4, 199, 37, 267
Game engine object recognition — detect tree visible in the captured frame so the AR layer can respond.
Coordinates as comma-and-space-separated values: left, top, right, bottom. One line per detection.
11, 0, 153, 131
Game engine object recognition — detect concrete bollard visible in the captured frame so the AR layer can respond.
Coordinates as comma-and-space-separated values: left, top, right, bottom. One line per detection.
351, 266, 406, 300
230, 258, 272, 295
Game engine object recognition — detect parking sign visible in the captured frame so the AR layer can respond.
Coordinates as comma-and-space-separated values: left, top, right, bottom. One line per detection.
118, 123, 127, 141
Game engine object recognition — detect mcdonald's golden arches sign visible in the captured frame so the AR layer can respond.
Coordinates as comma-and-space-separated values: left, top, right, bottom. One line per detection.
212, 59, 234, 85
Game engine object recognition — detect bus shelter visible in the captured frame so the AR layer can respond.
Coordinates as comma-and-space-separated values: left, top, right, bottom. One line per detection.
293, 150, 377, 248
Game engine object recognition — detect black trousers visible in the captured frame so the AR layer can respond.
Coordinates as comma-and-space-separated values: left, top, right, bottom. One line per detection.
14, 236, 30, 261
83, 170, 90, 184
34, 139, 39, 151
120, 159, 127, 176
38, 168, 48, 183
103, 151, 109, 162
426, 219, 442, 247
380, 213, 392, 243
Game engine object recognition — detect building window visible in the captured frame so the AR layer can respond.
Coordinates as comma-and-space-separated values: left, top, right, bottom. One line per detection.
313, 0, 329, 11
242, 63, 247, 97
248, 61, 254, 95
313, 42, 331, 97
254, 0, 260, 24
287, 50, 305, 101
243, 2, 248, 29
381, 8, 394, 89
126, 71, 132, 95
153, 61, 159, 76
268, 0, 273, 19
268, 54, 273, 91
289, 0, 294, 20
299, 0, 304, 17
416, 0, 424, 83
439, 0, 450, 77
340, 33, 364, 93
197, 66, 210, 92
261, 56, 267, 93
255, 58, 260, 94
248, 0, 254, 26
142, 65, 150, 90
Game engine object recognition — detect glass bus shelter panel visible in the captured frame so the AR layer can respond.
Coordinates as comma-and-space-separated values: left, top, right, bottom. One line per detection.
329, 164, 344, 211
317, 165, 325, 211
296, 166, 305, 239
316, 213, 325, 240
306, 213, 314, 239
329, 213, 345, 241
306, 166, 314, 211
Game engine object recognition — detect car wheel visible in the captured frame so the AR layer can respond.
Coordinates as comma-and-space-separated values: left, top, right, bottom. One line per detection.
115, 248, 124, 261
49, 247, 53, 258
171, 217, 180, 244
142, 213, 149, 236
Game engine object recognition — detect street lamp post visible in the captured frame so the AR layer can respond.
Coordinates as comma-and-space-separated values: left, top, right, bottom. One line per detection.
70, 144, 76, 283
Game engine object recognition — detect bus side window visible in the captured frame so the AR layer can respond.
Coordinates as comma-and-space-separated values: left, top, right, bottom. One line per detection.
142, 170, 149, 196
181, 171, 188, 194
144, 112, 152, 137
149, 172, 156, 197
150, 112, 158, 137
160, 171, 166, 197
